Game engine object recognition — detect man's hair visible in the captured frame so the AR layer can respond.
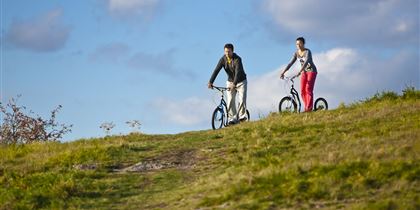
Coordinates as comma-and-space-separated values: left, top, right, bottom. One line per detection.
224, 43, 234, 51
296, 37, 305, 45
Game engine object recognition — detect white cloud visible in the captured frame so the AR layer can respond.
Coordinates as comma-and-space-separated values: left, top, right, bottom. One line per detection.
312, 48, 368, 87
106, 0, 160, 19
5, 8, 71, 52
261, 0, 419, 46
152, 97, 214, 126
314, 48, 419, 99
247, 70, 284, 116
395, 22, 408, 33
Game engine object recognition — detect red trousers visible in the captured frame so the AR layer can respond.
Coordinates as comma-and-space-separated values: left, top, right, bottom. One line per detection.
300, 71, 317, 112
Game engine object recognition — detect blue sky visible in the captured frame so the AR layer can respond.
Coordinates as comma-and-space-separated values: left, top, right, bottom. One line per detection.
1, 0, 419, 141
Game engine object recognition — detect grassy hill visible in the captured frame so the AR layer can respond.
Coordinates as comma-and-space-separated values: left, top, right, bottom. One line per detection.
1, 89, 419, 209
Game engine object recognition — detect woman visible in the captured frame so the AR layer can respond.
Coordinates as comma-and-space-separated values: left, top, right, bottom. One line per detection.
280, 37, 318, 112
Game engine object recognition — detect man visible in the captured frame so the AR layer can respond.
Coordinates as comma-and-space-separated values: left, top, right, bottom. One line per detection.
208, 43, 248, 125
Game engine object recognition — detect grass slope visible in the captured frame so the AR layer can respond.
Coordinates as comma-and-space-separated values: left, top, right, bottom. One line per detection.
1, 90, 419, 209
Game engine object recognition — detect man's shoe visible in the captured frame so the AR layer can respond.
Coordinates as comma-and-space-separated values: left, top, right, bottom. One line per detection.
227, 120, 237, 126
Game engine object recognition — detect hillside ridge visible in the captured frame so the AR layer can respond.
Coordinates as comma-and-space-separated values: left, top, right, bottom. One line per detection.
1, 89, 419, 209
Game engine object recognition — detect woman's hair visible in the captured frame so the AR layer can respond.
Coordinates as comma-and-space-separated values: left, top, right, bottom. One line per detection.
224, 43, 234, 51
296, 37, 305, 45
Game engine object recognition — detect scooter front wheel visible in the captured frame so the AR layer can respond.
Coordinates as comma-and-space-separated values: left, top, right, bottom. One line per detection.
211, 107, 225, 130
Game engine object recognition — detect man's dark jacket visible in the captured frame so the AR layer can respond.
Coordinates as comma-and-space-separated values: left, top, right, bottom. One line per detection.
209, 53, 247, 85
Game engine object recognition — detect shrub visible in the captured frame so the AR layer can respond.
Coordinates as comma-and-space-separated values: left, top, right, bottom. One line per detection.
402, 86, 420, 100
0, 96, 72, 145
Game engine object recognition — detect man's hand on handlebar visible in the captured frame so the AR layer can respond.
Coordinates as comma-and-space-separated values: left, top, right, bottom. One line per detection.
208, 83, 214, 89
227, 83, 235, 91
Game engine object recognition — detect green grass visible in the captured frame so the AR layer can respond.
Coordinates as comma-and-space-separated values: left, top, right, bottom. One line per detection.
1, 89, 419, 209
